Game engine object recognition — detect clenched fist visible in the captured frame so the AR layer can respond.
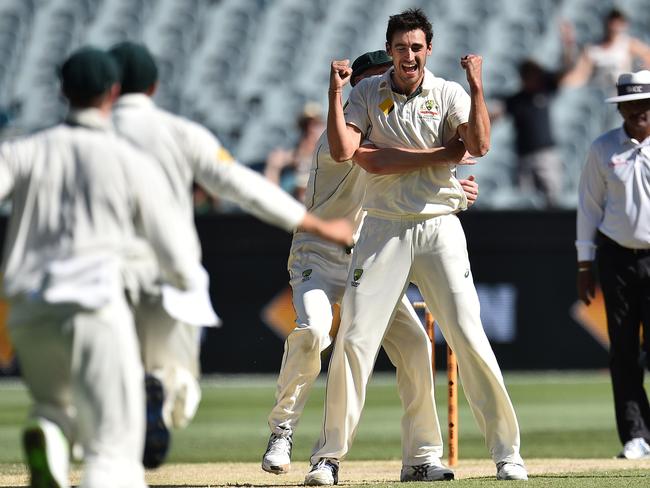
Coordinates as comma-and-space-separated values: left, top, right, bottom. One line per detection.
330, 59, 353, 92
460, 54, 484, 91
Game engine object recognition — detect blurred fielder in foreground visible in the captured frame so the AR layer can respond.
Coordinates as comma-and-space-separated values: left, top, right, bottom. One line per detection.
0, 47, 200, 488
577, 69, 650, 460
108, 42, 354, 468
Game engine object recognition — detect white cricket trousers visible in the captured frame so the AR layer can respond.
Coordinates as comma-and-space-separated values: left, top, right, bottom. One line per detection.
9, 296, 147, 488
311, 214, 523, 465
134, 296, 202, 428
269, 238, 444, 465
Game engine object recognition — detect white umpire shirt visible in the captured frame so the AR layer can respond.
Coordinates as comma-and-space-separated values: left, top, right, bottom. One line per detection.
576, 126, 650, 261
0, 108, 197, 308
344, 67, 471, 218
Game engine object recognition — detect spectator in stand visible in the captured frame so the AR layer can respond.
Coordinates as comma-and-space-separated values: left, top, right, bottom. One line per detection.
490, 59, 572, 208
264, 102, 324, 202
563, 8, 650, 129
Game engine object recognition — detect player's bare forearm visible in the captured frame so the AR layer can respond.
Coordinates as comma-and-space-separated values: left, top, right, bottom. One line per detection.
464, 91, 490, 156
327, 97, 360, 162
327, 59, 361, 161
298, 212, 354, 248
459, 54, 490, 156
352, 139, 469, 175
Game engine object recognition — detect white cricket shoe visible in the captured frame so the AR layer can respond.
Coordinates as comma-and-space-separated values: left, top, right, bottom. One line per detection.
304, 458, 339, 486
496, 462, 528, 480
22, 418, 70, 488
261, 432, 292, 474
400, 461, 454, 481
618, 437, 650, 459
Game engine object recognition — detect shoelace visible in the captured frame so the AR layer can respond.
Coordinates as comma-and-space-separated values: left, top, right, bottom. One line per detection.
268, 434, 292, 454
312, 458, 336, 473
411, 464, 431, 478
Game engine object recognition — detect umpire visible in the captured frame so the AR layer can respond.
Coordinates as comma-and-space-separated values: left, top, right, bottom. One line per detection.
576, 70, 650, 459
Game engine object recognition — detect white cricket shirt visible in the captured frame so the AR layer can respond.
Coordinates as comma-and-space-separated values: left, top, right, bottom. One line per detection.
576, 126, 650, 261
113, 94, 307, 325
302, 132, 366, 227
291, 130, 367, 252
344, 68, 470, 218
112, 94, 307, 247
0, 109, 197, 305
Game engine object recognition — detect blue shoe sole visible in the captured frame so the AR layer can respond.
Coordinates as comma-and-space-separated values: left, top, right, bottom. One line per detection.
143, 375, 170, 469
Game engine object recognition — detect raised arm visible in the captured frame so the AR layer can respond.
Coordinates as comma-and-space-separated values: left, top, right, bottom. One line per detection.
630, 37, 650, 68
352, 139, 471, 175
327, 59, 363, 162
560, 50, 594, 88
457, 54, 490, 157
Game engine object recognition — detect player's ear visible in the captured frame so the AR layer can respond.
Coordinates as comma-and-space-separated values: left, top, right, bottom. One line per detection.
108, 83, 121, 103
386, 41, 392, 56
146, 81, 159, 97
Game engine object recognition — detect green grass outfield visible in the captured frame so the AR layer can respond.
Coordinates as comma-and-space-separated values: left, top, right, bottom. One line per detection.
1, 371, 649, 486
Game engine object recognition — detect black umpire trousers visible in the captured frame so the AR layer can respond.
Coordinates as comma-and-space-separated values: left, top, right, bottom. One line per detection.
597, 232, 650, 444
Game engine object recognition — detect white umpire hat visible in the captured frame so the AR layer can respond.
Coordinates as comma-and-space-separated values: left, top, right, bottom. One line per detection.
605, 70, 650, 103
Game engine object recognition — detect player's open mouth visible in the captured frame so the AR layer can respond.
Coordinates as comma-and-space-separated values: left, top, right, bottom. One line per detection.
402, 63, 418, 75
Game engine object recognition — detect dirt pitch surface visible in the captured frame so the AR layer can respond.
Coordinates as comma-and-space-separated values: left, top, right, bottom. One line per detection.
1, 458, 650, 486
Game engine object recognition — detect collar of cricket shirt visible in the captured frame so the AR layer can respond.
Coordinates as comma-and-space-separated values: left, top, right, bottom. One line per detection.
113, 93, 155, 110
385, 67, 435, 101
65, 108, 112, 130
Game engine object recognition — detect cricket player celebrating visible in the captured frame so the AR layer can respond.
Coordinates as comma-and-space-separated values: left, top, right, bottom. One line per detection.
263, 50, 479, 482
0, 47, 199, 488
305, 9, 528, 484
108, 42, 353, 468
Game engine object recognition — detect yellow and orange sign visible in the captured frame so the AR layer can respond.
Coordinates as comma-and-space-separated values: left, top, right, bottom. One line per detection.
261, 286, 340, 339
570, 286, 609, 348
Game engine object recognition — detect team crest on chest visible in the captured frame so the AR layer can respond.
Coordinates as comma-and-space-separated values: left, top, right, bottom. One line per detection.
351, 268, 363, 287
418, 99, 439, 119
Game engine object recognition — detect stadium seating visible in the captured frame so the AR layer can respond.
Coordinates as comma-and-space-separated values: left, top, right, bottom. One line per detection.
0, 0, 649, 209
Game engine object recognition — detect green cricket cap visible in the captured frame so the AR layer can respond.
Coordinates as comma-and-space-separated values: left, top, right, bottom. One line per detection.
351, 50, 393, 85
59, 46, 120, 98
108, 41, 158, 94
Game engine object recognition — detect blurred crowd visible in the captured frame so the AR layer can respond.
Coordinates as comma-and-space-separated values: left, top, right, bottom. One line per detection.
191, 7, 650, 212
0, 6, 648, 214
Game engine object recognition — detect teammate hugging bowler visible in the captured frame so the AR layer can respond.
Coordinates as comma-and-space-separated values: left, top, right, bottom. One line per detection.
262, 49, 479, 482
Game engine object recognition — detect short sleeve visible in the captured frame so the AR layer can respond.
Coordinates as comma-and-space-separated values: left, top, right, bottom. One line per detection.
344, 82, 371, 136
444, 81, 471, 135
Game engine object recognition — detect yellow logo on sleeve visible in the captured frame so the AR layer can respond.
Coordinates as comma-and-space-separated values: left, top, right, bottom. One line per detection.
216, 146, 235, 164
379, 97, 394, 115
